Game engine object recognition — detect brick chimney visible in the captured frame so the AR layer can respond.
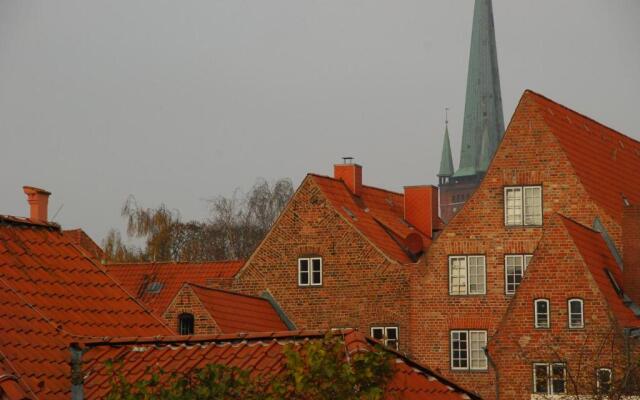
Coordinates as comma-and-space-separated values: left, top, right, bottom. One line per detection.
623, 204, 640, 305
334, 159, 362, 196
404, 185, 439, 238
23, 186, 51, 222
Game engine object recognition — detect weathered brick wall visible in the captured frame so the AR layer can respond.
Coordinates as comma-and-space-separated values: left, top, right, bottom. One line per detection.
163, 285, 220, 335
491, 217, 636, 399
233, 177, 412, 352
410, 94, 624, 398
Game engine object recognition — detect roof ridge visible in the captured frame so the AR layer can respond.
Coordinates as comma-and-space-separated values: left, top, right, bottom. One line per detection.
105, 259, 244, 267
187, 283, 270, 302
525, 89, 640, 146
556, 213, 602, 235
307, 173, 404, 197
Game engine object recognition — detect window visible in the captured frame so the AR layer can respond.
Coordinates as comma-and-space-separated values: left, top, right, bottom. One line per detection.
534, 299, 550, 328
505, 254, 533, 294
568, 299, 584, 328
371, 326, 399, 350
146, 281, 163, 293
597, 368, 612, 394
450, 330, 487, 371
178, 313, 194, 335
504, 186, 542, 226
298, 257, 322, 286
449, 256, 486, 295
533, 363, 566, 394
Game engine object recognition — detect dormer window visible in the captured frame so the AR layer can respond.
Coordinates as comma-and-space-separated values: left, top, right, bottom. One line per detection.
298, 257, 322, 286
504, 186, 542, 226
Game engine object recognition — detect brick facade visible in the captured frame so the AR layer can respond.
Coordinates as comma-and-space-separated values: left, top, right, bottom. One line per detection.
233, 175, 414, 352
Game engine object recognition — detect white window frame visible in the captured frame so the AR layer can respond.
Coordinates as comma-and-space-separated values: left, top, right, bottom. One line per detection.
504, 254, 533, 294
371, 326, 399, 350
534, 299, 550, 328
449, 255, 486, 295
533, 363, 567, 394
504, 186, 542, 226
298, 257, 322, 287
596, 368, 612, 394
568, 298, 584, 329
450, 330, 487, 371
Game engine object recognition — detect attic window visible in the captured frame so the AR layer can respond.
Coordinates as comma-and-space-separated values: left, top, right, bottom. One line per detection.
604, 268, 623, 297
146, 282, 163, 293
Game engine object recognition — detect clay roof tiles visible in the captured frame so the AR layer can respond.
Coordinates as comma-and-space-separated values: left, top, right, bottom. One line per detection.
79, 329, 480, 399
0, 216, 171, 399
526, 90, 640, 224
309, 175, 432, 264
105, 260, 244, 316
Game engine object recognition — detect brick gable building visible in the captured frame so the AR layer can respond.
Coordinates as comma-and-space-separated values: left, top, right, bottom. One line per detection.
233, 163, 442, 353
410, 90, 640, 399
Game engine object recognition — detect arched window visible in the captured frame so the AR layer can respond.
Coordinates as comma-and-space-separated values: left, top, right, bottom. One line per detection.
178, 313, 195, 335
568, 299, 584, 329
534, 299, 550, 328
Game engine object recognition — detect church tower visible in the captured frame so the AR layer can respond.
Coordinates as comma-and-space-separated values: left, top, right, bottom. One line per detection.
438, 0, 505, 222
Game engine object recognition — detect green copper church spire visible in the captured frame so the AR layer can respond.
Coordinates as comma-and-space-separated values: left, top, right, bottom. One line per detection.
438, 117, 454, 178
453, 0, 504, 177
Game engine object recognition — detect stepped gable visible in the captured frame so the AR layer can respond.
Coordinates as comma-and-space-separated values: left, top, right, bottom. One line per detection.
0, 216, 170, 399
526, 90, 640, 224
186, 284, 289, 333
560, 215, 640, 328
106, 260, 244, 316
309, 174, 435, 264
79, 329, 481, 399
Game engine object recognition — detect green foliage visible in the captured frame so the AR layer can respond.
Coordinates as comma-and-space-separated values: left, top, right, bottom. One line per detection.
105, 334, 393, 400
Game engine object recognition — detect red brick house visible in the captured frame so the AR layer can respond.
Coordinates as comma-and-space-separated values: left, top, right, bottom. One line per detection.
77, 329, 481, 400
410, 90, 640, 399
233, 161, 443, 353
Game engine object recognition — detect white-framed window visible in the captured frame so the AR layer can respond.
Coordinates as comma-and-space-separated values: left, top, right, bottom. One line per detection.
505, 254, 533, 294
534, 299, 550, 328
568, 298, 584, 329
371, 326, 399, 350
504, 186, 542, 226
449, 255, 486, 295
596, 368, 612, 394
533, 363, 566, 394
298, 257, 322, 286
450, 330, 487, 371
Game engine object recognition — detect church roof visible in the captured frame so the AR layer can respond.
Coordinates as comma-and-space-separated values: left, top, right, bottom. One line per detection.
438, 125, 454, 177
455, 0, 504, 178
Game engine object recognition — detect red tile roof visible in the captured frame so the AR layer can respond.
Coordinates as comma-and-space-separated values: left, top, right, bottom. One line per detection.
79, 329, 480, 399
187, 284, 289, 333
105, 260, 244, 316
0, 216, 171, 399
309, 175, 433, 264
526, 90, 640, 224
561, 215, 640, 328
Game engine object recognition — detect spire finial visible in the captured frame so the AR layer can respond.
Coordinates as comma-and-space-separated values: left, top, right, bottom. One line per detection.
445, 107, 449, 127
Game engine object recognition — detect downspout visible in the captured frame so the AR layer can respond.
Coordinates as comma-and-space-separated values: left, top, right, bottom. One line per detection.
622, 328, 640, 391
484, 346, 499, 400
70, 343, 84, 400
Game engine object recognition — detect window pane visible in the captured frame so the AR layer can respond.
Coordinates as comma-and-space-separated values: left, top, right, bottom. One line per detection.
535, 300, 549, 328
311, 258, 322, 285
371, 328, 384, 340
468, 256, 486, 294
451, 331, 468, 369
386, 327, 398, 340
506, 255, 524, 294
552, 364, 566, 394
469, 331, 487, 370
449, 257, 468, 295
534, 364, 549, 394
299, 259, 309, 285
505, 187, 523, 226
524, 186, 542, 225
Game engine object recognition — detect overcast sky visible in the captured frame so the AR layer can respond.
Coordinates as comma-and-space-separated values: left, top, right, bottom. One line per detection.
1, 0, 639, 243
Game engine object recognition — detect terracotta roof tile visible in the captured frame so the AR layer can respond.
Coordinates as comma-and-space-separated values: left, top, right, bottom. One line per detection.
309, 175, 431, 264
105, 260, 244, 316
0, 216, 170, 399
187, 284, 289, 333
561, 216, 640, 328
80, 329, 480, 399
526, 90, 640, 224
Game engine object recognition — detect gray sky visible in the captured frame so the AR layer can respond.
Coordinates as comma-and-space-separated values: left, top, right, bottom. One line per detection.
1, 1, 639, 243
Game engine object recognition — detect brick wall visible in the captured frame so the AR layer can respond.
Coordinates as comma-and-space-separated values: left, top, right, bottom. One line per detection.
163, 285, 221, 335
233, 176, 412, 352
410, 94, 625, 398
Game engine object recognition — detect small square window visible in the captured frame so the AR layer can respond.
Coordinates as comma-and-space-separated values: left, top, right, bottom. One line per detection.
298, 257, 322, 286
533, 363, 566, 394
371, 326, 399, 350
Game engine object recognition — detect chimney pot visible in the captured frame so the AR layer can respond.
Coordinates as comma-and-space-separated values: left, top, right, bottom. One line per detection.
623, 204, 640, 305
334, 162, 362, 196
404, 185, 439, 238
23, 186, 51, 222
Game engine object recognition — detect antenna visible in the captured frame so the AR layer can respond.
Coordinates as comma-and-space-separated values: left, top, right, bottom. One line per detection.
51, 204, 64, 221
